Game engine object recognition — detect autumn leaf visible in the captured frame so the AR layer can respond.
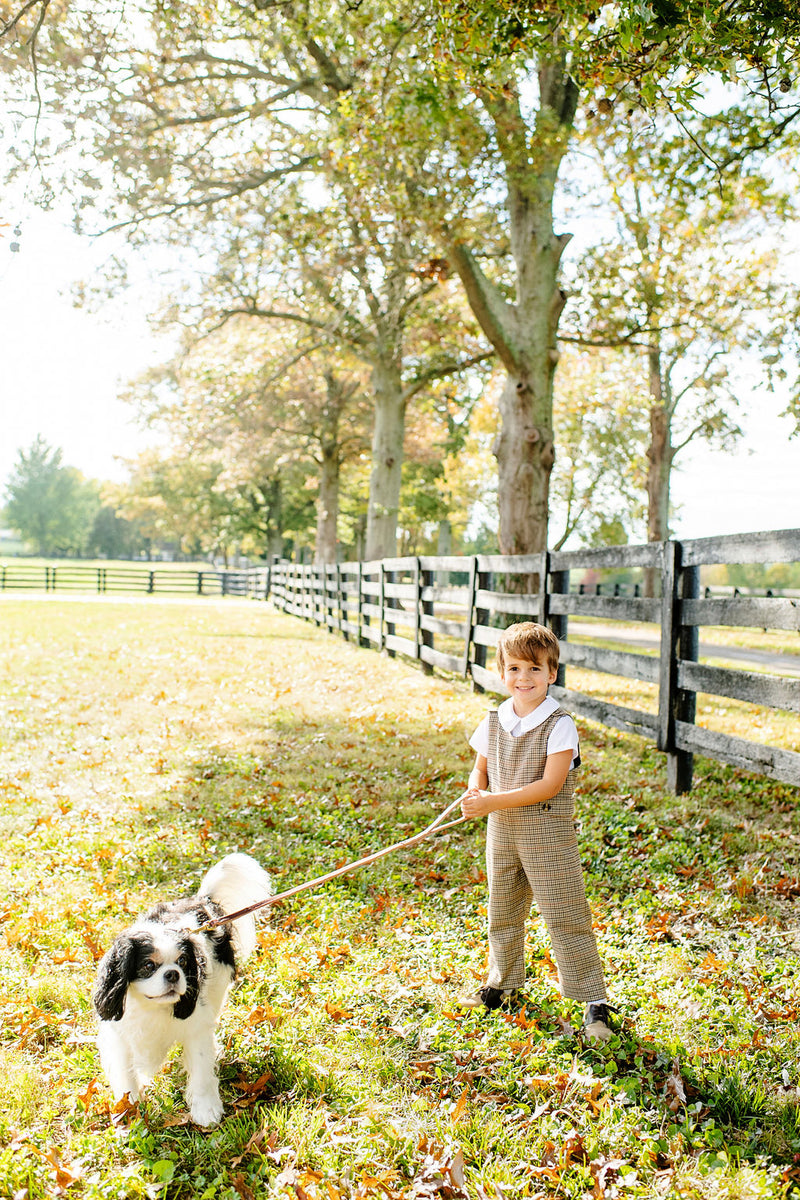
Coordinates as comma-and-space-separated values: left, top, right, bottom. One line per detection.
232, 1173, 256, 1200
244, 1002, 284, 1027
412, 1138, 469, 1197
324, 1001, 353, 1022
232, 1071, 275, 1107
664, 1060, 686, 1113
110, 1094, 141, 1127
590, 1155, 627, 1199
450, 1089, 469, 1123
76, 1078, 100, 1110
74, 917, 106, 962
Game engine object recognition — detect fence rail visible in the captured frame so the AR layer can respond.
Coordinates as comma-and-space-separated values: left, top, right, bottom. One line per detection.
0, 562, 270, 599
267, 530, 800, 794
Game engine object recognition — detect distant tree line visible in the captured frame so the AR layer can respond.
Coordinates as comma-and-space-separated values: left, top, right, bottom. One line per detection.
3, 437, 149, 560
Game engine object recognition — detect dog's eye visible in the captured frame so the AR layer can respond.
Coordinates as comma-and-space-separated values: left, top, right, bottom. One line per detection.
177, 952, 188, 968
140, 960, 157, 976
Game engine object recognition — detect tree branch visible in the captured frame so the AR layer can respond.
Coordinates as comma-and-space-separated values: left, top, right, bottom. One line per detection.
447, 242, 519, 373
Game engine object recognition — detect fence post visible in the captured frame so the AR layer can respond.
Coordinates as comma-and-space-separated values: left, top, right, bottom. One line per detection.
659, 540, 699, 793
312, 565, 321, 627
383, 565, 396, 656
545, 560, 570, 689
358, 562, 367, 648
413, 558, 422, 662
336, 564, 344, 638
461, 556, 478, 678
420, 562, 434, 676
472, 563, 492, 692
148, 570, 155, 595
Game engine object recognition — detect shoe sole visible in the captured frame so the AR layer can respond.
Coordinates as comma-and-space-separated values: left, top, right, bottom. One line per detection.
583, 1021, 613, 1042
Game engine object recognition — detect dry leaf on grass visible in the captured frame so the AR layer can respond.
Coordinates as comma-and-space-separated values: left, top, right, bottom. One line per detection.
590, 1155, 628, 1199
244, 1002, 284, 1027
232, 1071, 275, 1108
412, 1139, 468, 1198
232, 1173, 257, 1200
324, 1001, 353, 1022
664, 1060, 686, 1113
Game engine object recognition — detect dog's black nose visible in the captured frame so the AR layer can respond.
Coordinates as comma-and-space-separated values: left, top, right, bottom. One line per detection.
163, 968, 180, 985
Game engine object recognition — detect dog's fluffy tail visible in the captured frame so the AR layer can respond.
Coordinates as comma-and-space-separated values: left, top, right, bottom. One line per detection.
199, 853, 272, 962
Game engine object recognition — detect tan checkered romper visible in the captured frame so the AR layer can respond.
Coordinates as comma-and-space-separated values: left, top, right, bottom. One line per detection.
484, 708, 606, 1002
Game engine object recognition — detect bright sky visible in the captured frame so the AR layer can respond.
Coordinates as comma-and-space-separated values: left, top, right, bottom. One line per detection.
0, 207, 163, 488
0, 207, 798, 543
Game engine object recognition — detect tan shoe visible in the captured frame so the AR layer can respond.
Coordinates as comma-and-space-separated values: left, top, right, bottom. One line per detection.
583, 1002, 615, 1042
457, 985, 517, 1011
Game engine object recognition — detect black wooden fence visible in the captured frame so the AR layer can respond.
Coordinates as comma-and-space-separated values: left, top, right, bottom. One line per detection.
266, 529, 800, 794
0, 562, 266, 598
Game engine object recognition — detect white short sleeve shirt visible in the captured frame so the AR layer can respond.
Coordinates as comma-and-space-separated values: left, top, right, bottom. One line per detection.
469, 695, 579, 768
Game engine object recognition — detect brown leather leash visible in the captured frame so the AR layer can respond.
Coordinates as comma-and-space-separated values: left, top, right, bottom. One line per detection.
200, 793, 469, 930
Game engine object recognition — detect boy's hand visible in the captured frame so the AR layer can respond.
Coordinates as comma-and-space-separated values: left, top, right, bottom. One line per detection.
461, 788, 493, 819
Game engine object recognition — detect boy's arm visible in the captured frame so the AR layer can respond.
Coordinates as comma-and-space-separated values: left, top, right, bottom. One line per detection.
461, 749, 573, 819
468, 754, 488, 792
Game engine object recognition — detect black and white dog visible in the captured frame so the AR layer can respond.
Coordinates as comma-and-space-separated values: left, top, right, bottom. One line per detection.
93, 853, 271, 1126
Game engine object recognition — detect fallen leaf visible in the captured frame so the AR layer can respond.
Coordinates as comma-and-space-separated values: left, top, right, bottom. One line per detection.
244, 1003, 283, 1027
232, 1174, 256, 1200
76, 1078, 100, 1109
161, 1113, 193, 1128
324, 1001, 353, 1022
664, 1060, 686, 1113
110, 1094, 140, 1127
451, 1089, 469, 1123
590, 1155, 627, 1199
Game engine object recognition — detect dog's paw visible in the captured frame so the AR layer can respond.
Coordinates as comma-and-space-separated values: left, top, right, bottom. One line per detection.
189, 1094, 224, 1127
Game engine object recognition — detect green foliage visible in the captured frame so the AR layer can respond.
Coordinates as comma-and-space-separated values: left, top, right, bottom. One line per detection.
2, 436, 102, 556
561, 108, 800, 542
435, 0, 800, 107
88, 505, 148, 559
550, 348, 649, 549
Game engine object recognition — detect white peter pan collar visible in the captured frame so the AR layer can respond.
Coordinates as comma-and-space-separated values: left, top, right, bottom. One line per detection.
498, 694, 560, 736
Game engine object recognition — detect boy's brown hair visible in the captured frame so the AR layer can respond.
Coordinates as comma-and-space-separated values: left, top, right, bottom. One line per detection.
496, 622, 560, 676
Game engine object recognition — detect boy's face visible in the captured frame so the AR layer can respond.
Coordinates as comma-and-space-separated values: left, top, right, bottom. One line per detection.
500, 653, 557, 716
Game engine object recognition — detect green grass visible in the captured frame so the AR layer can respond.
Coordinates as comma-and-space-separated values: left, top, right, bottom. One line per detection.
2, 597, 800, 1199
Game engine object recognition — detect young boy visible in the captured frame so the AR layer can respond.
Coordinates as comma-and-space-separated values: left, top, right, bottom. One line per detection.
459, 621, 613, 1042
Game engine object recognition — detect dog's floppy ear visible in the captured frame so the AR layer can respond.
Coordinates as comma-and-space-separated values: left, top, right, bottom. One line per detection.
94, 935, 137, 1021
173, 936, 206, 1021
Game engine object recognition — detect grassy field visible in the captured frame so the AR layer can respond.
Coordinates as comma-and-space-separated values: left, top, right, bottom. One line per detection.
1, 597, 800, 1200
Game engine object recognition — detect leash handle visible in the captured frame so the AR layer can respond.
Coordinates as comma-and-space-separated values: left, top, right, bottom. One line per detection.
200, 793, 469, 930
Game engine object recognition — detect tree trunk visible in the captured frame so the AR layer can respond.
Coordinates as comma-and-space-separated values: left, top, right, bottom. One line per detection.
365, 359, 406, 560
315, 443, 340, 565
644, 346, 672, 596
448, 55, 578, 557
262, 477, 284, 561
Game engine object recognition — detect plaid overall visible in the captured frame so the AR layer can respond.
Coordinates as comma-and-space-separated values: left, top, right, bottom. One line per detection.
484, 708, 607, 1001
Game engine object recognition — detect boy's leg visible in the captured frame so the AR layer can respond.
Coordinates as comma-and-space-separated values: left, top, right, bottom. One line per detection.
485, 815, 532, 990
518, 819, 607, 1003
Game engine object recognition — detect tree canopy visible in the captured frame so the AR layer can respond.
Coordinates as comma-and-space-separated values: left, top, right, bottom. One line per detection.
3, 0, 800, 558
